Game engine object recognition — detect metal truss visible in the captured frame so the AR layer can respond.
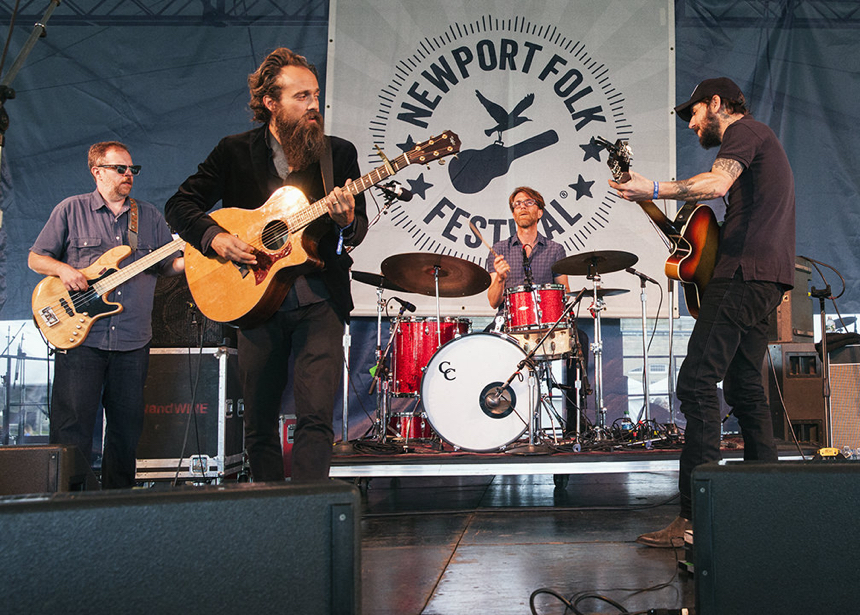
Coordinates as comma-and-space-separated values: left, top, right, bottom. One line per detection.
0, 0, 329, 26
677, 0, 860, 28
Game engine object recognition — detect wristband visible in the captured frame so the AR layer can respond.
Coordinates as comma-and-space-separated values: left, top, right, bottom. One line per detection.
652, 181, 659, 200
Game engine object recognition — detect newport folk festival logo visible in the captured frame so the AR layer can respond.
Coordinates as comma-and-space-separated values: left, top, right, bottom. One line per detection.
368, 15, 631, 265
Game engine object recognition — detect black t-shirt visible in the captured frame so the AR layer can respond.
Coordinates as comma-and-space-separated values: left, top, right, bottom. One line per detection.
713, 114, 796, 287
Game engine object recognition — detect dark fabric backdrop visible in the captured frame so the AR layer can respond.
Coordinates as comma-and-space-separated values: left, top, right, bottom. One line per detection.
0, 1, 857, 435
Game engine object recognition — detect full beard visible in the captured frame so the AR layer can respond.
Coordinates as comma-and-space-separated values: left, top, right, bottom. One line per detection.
275, 110, 327, 171
698, 110, 723, 149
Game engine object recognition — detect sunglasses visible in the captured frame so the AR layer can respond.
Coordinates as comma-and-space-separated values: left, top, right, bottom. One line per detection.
97, 164, 142, 176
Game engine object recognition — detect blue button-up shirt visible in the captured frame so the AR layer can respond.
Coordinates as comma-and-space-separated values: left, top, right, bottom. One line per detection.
30, 189, 176, 351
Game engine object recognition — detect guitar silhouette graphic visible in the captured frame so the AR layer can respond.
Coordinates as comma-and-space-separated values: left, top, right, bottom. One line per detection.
448, 130, 559, 194
475, 90, 535, 144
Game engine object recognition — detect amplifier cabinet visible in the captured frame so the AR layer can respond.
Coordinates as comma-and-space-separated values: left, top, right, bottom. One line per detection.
765, 342, 824, 444
136, 347, 244, 481
830, 344, 860, 449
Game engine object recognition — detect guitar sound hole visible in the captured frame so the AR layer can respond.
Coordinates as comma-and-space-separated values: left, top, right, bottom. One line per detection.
261, 220, 289, 251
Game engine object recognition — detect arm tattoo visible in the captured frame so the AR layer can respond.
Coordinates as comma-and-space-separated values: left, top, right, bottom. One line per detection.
713, 157, 743, 182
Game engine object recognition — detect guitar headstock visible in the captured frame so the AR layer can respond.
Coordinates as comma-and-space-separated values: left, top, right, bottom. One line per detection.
405, 131, 461, 165
595, 136, 632, 182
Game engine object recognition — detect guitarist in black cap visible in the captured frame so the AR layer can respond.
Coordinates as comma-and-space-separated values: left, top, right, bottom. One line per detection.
610, 77, 796, 547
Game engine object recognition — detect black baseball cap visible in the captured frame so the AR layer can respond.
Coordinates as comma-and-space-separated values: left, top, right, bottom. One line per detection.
674, 77, 744, 122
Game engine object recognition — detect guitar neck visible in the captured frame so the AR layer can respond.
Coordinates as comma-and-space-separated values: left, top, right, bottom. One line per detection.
292, 152, 412, 229
91, 237, 185, 295
636, 199, 681, 238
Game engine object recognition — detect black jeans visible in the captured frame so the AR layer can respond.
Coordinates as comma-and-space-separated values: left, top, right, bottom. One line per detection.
51, 345, 150, 489
238, 300, 343, 483
676, 272, 784, 518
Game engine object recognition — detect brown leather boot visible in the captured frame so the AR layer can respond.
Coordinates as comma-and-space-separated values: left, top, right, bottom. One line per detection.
636, 516, 692, 548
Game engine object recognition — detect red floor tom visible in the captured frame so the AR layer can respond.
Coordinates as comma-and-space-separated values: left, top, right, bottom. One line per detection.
390, 317, 471, 396
388, 412, 435, 440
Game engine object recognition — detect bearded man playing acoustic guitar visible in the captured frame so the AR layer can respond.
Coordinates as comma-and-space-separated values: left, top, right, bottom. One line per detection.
610, 77, 796, 547
165, 48, 367, 483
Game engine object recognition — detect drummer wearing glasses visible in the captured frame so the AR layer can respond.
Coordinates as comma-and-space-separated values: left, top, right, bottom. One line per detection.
486, 186, 569, 309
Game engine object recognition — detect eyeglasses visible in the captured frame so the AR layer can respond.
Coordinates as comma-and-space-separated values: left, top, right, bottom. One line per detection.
97, 164, 141, 176
512, 199, 537, 209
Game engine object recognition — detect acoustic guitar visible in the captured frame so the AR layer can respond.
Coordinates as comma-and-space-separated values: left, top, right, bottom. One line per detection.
183, 131, 460, 326
32, 238, 185, 349
598, 136, 720, 318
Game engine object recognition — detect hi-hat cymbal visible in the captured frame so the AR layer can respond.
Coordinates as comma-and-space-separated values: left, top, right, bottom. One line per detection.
552, 250, 638, 276
351, 270, 407, 292
567, 287, 630, 299
381, 252, 491, 297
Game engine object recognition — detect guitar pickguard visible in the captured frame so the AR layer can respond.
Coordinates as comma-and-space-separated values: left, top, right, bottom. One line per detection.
250, 244, 292, 285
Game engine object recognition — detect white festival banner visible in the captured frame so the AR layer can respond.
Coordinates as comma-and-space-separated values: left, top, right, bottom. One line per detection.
327, 0, 676, 318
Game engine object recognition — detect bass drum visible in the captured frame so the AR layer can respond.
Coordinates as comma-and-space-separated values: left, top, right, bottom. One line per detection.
420, 333, 532, 452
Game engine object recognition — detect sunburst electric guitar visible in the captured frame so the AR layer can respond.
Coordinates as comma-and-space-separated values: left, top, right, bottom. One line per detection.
597, 136, 720, 318
32, 238, 185, 349
183, 131, 460, 326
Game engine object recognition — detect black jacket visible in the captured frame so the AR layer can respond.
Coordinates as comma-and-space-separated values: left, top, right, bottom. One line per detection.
165, 125, 368, 322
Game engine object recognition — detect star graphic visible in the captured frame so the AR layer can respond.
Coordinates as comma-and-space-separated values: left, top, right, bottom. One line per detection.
580, 137, 604, 162
397, 135, 417, 153
407, 173, 433, 200
568, 175, 594, 200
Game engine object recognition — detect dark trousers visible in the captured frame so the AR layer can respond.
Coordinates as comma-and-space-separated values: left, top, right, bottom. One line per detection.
50, 345, 150, 489
676, 272, 784, 518
238, 300, 343, 483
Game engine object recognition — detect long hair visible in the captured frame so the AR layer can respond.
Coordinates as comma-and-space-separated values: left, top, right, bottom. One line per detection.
248, 48, 317, 124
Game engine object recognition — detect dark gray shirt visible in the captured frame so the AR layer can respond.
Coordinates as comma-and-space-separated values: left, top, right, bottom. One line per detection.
30, 189, 176, 351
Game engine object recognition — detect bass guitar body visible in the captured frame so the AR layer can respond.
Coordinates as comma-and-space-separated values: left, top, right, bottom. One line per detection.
32, 246, 131, 349
183, 186, 325, 327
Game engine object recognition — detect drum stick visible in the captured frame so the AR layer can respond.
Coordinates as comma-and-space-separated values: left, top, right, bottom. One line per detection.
469, 221, 499, 257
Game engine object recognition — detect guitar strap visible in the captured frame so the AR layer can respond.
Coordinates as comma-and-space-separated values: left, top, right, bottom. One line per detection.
320, 136, 334, 195
127, 198, 138, 250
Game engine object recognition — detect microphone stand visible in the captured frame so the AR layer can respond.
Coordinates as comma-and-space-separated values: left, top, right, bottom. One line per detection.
333, 273, 356, 456
810, 284, 833, 446
368, 305, 406, 443
0, 0, 62, 170
630, 272, 653, 449
665, 279, 681, 437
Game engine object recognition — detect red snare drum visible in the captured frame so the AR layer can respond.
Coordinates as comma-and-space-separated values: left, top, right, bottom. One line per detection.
390, 317, 471, 396
388, 412, 435, 440
505, 284, 566, 332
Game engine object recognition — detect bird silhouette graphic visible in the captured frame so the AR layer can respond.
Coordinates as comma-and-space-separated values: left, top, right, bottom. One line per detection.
475, 90, 535, 144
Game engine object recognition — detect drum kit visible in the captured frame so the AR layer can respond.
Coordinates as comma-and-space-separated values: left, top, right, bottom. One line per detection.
350, 249, 640, 454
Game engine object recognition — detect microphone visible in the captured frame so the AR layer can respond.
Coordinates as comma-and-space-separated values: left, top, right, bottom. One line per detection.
378, 180, 413, 202
626, 267, 659, 285
570, 286, 589, 306
392, 296, 416, 313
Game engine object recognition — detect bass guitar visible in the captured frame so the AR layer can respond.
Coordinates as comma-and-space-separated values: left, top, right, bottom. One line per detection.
183, 131, 460, 326
32, 238, 185, 349
597, 136, 720, 318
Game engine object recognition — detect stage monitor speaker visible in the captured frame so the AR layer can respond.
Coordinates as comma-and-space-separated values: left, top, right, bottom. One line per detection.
767, 258, 813, 343
0, 445, 99, 495
830, 344, 860, 449
0, 481, 361, 615
150, 274, 237, 348
765, 343, 825, 444
693, 461, 860, 615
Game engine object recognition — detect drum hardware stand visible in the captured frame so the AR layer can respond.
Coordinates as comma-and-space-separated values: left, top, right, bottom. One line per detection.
367, 299, 409, 444
628, 268, 654, 449
333, 318, 355, 455
586, 270, 612, 441
505, 288, 589, 455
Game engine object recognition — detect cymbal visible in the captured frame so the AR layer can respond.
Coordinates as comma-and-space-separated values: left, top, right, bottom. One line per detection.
351, 270, 406, 292
567, 287, 630, 299
381, 252, 491, 297
552, 250, 638, 276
